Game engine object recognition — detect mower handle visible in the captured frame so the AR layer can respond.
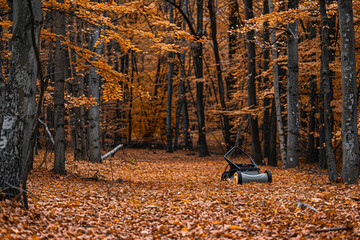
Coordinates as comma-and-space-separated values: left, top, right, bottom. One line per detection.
224, 146, 259, 170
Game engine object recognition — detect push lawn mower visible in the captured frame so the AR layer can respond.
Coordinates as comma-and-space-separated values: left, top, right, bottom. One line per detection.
221, 146, 272, 184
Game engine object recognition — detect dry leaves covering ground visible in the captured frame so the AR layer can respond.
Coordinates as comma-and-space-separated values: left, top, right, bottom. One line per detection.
1, 148, 360, 239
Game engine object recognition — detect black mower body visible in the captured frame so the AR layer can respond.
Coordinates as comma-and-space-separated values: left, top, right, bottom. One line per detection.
221, 146, 272, 184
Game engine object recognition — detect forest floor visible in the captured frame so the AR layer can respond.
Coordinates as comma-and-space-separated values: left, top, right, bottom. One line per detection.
1, 148, 360, 239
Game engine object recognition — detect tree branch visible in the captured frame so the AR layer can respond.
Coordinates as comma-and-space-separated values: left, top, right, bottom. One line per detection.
163, 0, 197, 36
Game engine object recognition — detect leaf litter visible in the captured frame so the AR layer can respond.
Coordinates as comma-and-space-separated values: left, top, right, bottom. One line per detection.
1, 148, 360, 239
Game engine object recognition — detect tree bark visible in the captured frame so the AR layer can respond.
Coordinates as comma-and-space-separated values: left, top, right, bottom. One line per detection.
245, 0, 263, 164
53, 0, 66, 174
319, 0, 337, 181
262, 0, 270, 159
226, 0, 238, 99
207, 0, 231, 150
285, 0, 299, 168
174, 0, 191, 150
338, 0, 359, 184
269, 0, 286, 167
128, 52, 134, 144
0, 0, 42, 200
0, 26, 4, 134
194, 0, 209, 156
305, 20, 318, 164
268, 97, 277, 166
166, 4, 175, 153
88, 27, 104, 163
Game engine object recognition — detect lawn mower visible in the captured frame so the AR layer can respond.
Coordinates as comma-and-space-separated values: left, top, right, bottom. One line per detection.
221, 146, 272, 184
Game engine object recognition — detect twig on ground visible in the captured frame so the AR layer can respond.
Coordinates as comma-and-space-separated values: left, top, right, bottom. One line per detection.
315, 226, 348, 232
4, 182, 40, 200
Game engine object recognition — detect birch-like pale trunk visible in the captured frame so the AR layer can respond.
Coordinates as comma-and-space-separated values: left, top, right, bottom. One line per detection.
0, 0, 42, 200
338, 0, 359, 184
268, 0, 286, 166
88, 27, 104, 163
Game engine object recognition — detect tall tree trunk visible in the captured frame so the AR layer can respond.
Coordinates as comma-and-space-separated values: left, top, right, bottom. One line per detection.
0, 0, 42, 200
320, 0, 337, 181
306, 20, 317, 164
88, 27, 104, 163
245, 0, 263, 164
338, 0, 359, 184
78, 21, 87, 159
262, 0, 270, 159
166, 4, 175, 153
54, 0, 66, 174
285, 0, 299, 168
207, 0, 231, 150
226, 0, 238, 99
174, 0, 191, 150
269, 0, 286, 166
194, 0, 209, 156
0, 27, 4, 133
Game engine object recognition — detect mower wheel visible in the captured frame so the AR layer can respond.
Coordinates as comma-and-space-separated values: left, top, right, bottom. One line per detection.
265, 170, 272, 183
233, 171, 242, 184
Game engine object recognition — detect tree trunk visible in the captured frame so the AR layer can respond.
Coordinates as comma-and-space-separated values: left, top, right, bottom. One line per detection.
305, 20, 318, 164
226, 0, 238, 99
269, 0, 286, 167
194, 0, 209, 156
88, 27, 104, 163
338, 0, 359, 184
207, 0, 231, 150
174, 0, 191, 150
127, 52, 134, 144
245, 0, 263, 164
0, 0, 42, 200
0, 26, 4, 133
268, 97, 277, 166
166, 4, 174, 153
320, 0, 337, 182
285, 0, 299, 168
262, 0, 270, 159
54, 0, 66, 174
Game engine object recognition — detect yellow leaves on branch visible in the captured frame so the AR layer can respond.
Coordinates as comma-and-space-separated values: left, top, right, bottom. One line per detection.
241, 1, 318, 33
41, 87, 97, 109
40, 0, 188, 103
65, 93, 98, 109
151, 43, 179, 55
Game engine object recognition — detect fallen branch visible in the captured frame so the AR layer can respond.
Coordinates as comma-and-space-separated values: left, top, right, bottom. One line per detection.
101, 144, 123, 161
296, 202, 319, 212
64, 170, 100, 181
315, 226, 348, 232
4, 182, 39, 200
38, 119, 55, 145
